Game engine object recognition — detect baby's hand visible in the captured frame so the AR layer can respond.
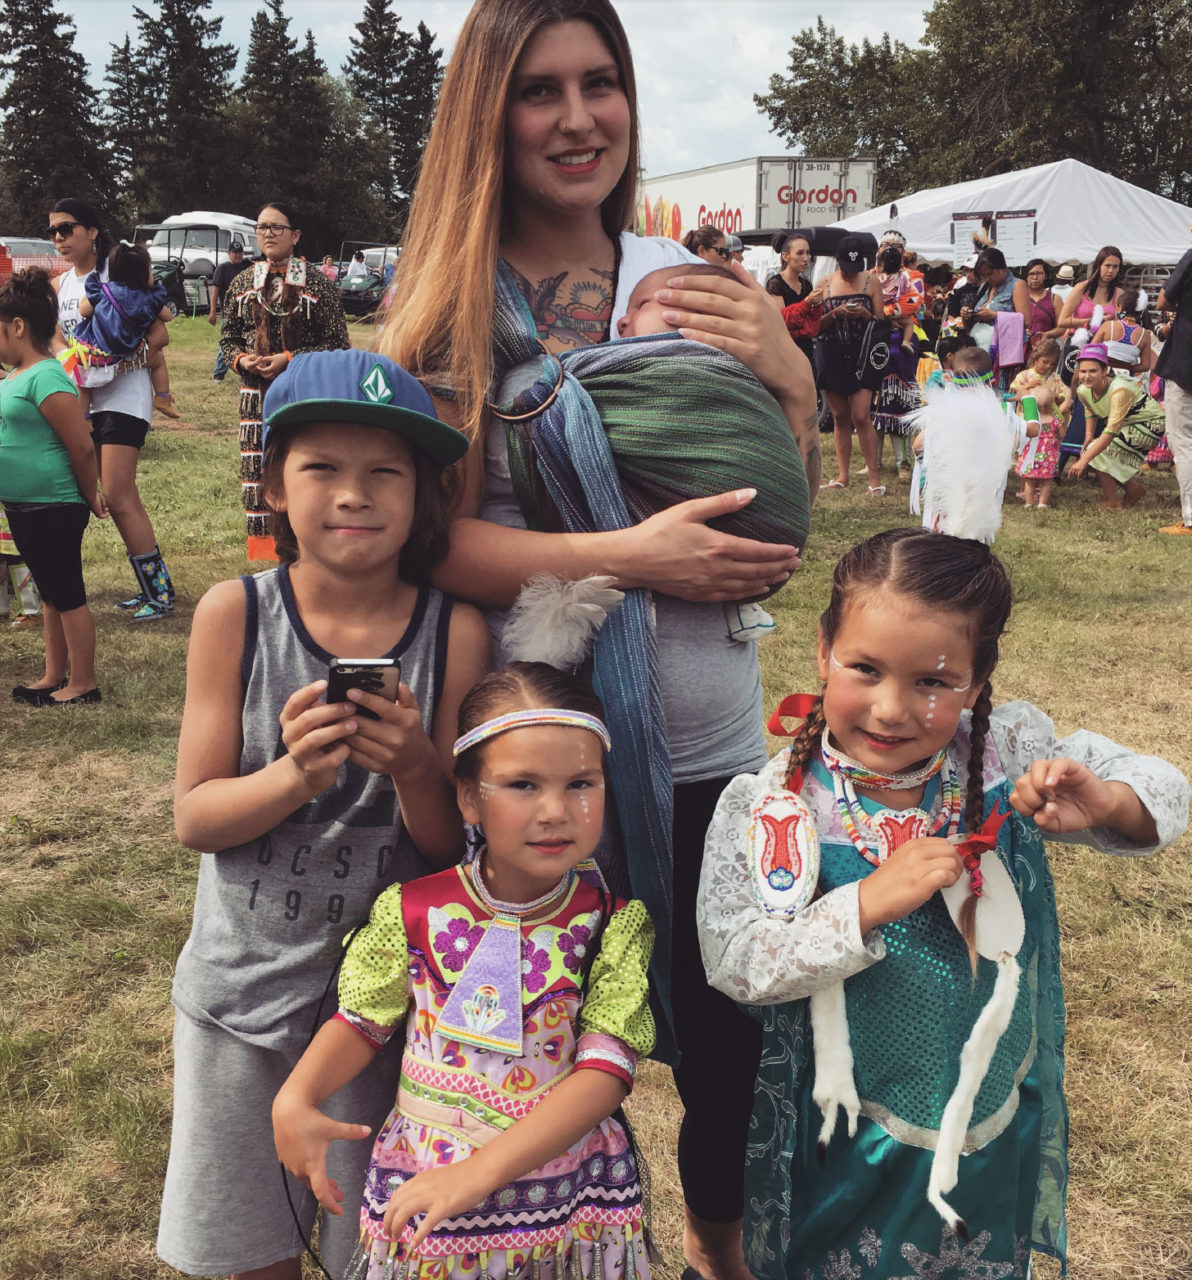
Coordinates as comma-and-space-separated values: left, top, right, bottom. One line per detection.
856, 836, 964, 933
1010, 757, 1113, 833
279, 680, 357, 796
343, 683, 433, 780
383, 1162, 490, 1250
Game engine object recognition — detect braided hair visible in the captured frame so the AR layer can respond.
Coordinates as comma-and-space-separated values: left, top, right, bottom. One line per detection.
796, 529, 1013, 967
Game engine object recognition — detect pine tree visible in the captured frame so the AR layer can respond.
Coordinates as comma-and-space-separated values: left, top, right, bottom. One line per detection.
102, 35, 152, 224
130, 0, 237, 217
343, 0, 443, 228
0, 0, 116, 231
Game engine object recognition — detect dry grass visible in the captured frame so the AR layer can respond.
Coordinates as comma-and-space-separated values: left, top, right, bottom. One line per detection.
1, 316, 1189, 1279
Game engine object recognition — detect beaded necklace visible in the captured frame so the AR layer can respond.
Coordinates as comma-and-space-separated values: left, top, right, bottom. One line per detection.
821, 732, 961, 867
469, 848, 573, 919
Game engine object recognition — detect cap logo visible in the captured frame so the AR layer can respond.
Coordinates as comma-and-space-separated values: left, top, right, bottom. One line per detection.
360, 364, 394, 404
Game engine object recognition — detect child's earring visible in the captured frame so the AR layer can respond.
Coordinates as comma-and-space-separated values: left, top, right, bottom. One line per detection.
91, 239, 98, 255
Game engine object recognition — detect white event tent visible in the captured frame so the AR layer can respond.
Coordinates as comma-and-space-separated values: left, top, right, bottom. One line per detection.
828, 158, 1192, 267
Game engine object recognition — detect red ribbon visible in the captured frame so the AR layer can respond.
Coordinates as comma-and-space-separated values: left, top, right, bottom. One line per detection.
767, 693, 820, 795
953, 805, 1010, 897
767, 693, 820, 738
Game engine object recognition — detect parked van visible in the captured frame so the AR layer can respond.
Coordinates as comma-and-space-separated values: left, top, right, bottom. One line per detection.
141, 211, 257, 278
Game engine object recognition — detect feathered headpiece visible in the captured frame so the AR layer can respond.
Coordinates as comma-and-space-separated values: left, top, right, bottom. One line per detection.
502, 574, 625, 669
910, 383, 1016, 544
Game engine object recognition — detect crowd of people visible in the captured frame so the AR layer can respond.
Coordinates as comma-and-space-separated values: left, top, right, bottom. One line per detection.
2, 4, 1191, 1280
757, 223, 1192, 533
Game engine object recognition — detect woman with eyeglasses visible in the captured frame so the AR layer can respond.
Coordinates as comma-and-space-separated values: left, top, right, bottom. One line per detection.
218, 200, 349, 560
1023, 259, 1065, 360
376, 5, 814, 1279
49, 197, 177, 621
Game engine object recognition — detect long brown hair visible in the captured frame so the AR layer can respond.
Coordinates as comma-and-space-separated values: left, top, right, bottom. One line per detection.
375, 0, 641, 443
1086, 244, 1123, 306
783, 529, 1014, 968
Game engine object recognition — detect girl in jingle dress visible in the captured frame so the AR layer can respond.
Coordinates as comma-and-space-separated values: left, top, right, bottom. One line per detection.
274, 662, 656, 1280
697, 528, 1188, 1280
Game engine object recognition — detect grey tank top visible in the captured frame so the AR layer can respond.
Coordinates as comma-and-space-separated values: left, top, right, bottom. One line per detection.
172, 565, 454, 1049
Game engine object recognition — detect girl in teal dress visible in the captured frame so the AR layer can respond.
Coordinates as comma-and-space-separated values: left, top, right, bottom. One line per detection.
697, 529, 1188, 1280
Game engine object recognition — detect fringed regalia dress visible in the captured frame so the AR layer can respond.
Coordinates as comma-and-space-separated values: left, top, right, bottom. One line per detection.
698, 702, 1188, 1280
336, 859, 657, 1280
218, 257, 349, 560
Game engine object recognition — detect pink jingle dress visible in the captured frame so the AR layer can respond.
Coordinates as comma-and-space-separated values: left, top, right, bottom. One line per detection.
335, 860, 656, 1280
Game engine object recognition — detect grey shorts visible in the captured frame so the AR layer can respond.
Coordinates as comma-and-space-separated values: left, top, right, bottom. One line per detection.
156, 1007, 402, 1277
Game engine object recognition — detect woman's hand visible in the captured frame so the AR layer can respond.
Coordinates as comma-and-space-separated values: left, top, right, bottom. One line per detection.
618, 488, 800, 601
655, 262, 809, 398
279, 680, 357, 795
1067, 456, 1088, 477
89, 491, 109, 520
254, 352, 290, 380
856, 836, 964, 934
272, 1091, 372, 1217
975, 308, 996, 323
382, 1162, 490, 1250
343, 684, 434, 779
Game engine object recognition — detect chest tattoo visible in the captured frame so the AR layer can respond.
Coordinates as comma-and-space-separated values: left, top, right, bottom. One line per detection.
507, 263, 615, 349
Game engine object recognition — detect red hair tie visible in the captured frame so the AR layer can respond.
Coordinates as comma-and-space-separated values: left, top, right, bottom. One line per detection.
768, 693, 820, 795
953, 805, 1010, 897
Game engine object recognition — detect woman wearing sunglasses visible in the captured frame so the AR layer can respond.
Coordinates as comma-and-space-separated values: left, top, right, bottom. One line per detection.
681, 223, 729, 265
218, 200, 349, 561
49, 197, 176, 621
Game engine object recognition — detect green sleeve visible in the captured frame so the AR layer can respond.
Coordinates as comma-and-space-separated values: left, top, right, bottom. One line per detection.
578, 899, 656, 1055
337, 883, 409, 1031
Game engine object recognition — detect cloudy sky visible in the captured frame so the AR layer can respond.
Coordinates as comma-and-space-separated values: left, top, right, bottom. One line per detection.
79, 0, 927, 177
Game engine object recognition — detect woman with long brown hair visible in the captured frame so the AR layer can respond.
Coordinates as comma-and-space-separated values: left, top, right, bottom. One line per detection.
376, 5, 815, 1278
219, 201, 349, 560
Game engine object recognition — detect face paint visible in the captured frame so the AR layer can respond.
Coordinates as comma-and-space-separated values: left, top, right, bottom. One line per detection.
478, 781, 498, 797
828, 649, 845, 673
937, 655, 947, 670
950, 677, 973, 693
926, 693, 937, 724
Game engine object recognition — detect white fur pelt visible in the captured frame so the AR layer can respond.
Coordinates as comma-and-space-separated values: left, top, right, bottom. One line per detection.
810, 982, 861, 1151
927, 952, 1022, 1232
913, 383, 1015, 543
502, 573, 625, 669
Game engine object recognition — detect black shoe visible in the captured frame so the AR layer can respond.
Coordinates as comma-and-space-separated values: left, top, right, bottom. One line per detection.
12, 679, 67, 704
45, 687, 102, 706
213, 374, 225, 382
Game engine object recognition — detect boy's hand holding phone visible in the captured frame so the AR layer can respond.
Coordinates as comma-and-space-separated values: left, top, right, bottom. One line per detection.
279, 680, 357, 796
343, 682, 436, 780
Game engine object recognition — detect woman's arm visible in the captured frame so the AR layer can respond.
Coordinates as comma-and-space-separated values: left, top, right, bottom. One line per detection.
434, 489, 800, 609
1057, 280, 1088, 330
1012, 278, 1031, 327
40, 390, 105, 517
173, 581, 361, 852
1042, 292, 1066, 340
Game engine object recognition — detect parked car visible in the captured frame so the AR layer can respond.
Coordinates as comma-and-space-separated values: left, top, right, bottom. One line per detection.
0, 236, 68, 277
141, 211, 257, 279
337, 240, 398, 317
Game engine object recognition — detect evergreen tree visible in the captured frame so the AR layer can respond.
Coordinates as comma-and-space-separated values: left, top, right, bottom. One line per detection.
102, 35, 152, 224
130, 0, 237, 217
343, 0, 443, 228
0, 0, 115, 230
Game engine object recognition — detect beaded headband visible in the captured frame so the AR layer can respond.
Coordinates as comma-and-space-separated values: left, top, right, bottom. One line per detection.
452, 709, 612, 758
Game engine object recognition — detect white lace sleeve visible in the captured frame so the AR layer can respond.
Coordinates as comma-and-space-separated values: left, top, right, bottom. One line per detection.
697, 758, 885, 1006
990, 700, 1190, 856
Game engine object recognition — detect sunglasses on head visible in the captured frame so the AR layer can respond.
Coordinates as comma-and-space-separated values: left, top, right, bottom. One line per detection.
46, 221, 83, 238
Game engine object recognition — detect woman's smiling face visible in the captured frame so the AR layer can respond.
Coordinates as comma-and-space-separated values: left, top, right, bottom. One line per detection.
504, 19, 631, 226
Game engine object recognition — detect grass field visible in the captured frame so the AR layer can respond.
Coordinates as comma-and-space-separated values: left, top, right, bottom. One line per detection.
1, 317, 1190, 1280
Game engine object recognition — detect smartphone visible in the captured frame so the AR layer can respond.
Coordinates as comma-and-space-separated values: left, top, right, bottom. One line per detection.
327, 658, 401, 720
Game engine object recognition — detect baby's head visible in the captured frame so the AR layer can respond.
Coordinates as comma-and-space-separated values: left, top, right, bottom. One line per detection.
1028, 381, 1056, 415
950, 345, 993, 387
617, 262, 735, 338
936, 334, 972, 371
108, 241, 153, 290
1030, 338, 1060, 379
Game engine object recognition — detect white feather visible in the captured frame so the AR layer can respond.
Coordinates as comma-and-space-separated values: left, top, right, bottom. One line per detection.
502, 574, 625, 670
914, 384, 1016, 543
1136, 289, 1149, 315
1071, 327, 1090, 349
1090, 303, 1105, 334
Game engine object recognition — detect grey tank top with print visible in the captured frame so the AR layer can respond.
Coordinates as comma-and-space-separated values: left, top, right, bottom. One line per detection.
172, 564, 454, 1050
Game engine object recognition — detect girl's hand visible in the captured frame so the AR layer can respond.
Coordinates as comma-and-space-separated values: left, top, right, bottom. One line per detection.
382, 1162, 490, 1250
806, 284, 827, 306
1010, 757, 1114, 833
343, 683, 432, 778
272, 1093, 372, 1217
235, 353, 260, 375
857, 837, 965, 933
254, 352, 290, 380
619, 488, 800, 601
656, 262, 809, 398
279, 680, 357, 795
